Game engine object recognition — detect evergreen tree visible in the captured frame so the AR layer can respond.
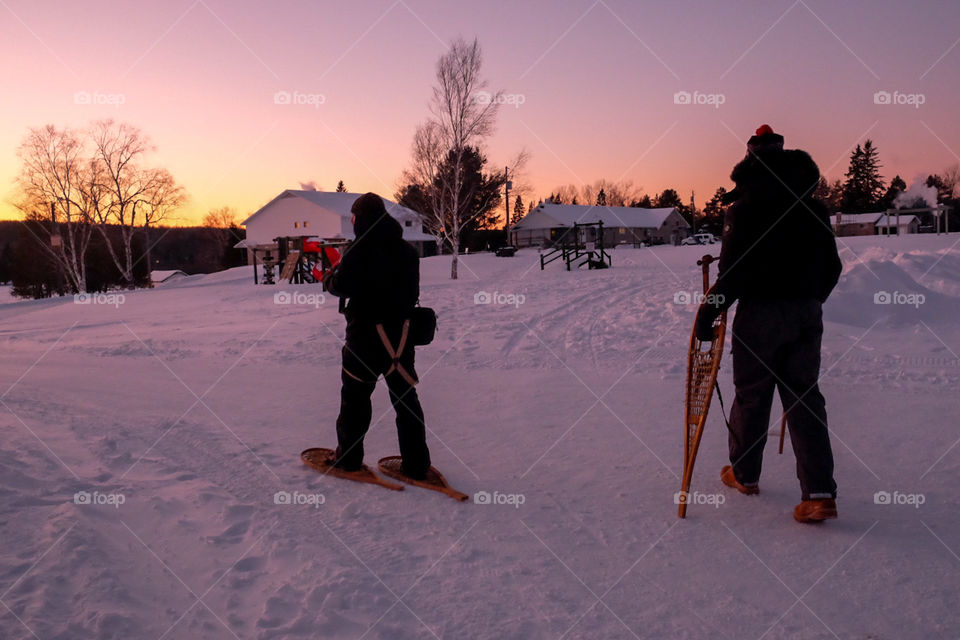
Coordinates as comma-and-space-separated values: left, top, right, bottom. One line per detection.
396, 145, 505, 244
571, 196, 578, 205
336, 180, 346, 192
630, 194, 653, 208
841, 140, 885, 213
654, 188, 683, 209
596, 189, 607, 206
700, 188, 727, 236
511, 195, 525, 225
880, 175, 907, 209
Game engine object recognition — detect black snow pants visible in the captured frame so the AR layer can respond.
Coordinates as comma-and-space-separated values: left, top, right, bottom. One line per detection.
728, 298, 837, 500
335, 320, 431, 477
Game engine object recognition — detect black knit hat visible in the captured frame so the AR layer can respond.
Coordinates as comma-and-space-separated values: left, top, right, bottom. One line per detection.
747, 124, 784, 153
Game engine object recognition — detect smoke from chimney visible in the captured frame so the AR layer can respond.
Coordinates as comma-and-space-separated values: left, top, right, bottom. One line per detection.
894, 177, 938, 210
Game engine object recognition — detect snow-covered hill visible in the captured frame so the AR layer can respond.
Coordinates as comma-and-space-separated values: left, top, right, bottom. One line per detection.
0, 234, 958, 639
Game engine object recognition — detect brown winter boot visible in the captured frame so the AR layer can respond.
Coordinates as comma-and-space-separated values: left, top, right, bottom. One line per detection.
793, 499, 838, 523
720, 465, 759, 495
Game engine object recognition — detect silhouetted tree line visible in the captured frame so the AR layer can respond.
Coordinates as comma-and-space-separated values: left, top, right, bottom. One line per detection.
0, 221, 245, 299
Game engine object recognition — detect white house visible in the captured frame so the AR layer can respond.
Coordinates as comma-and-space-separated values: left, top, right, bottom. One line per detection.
510, 203, 690, 248
238, 190, 436, 256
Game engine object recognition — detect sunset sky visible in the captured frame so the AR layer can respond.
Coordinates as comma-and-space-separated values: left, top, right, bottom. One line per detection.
1, 0, 958, 224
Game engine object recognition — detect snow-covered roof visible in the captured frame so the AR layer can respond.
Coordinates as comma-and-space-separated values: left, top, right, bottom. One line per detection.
511, 203, 684, 231
241, 190, 434, 243
833, 212, 919, 226
151, 270, 187, 284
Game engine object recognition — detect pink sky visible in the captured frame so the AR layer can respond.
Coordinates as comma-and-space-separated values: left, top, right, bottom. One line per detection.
1, 0, 958, 224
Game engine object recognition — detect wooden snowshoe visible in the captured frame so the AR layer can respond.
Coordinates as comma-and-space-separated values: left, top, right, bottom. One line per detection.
301, 448, 404, 491
377, 456, 468, 501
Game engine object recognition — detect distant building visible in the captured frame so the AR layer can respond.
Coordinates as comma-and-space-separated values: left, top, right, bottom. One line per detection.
150, 269, 188, 286
509, 203, 690, 248
832, 212, 920, 236
236, 190, 437, 257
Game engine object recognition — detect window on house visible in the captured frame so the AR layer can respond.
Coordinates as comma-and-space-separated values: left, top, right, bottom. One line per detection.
294, 222, 299, 228
303, 221, 309, 228
405, 220, 413, 227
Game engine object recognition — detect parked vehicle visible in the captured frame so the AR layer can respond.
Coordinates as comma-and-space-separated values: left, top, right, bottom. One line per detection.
681, 233, 718, 246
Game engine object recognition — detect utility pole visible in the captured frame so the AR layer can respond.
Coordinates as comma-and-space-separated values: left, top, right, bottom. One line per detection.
690, 191, 696, 235
504, 165, 512, 245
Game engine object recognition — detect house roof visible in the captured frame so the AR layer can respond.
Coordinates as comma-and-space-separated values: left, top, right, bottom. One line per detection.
151, 269, 187, 284
511, 203, 684, 231
832, 212, 920, 226
241, 189, 434, 242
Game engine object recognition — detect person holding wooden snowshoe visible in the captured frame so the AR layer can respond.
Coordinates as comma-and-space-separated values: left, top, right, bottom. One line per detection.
695, 125, 843, 523
322, 192, 431, 480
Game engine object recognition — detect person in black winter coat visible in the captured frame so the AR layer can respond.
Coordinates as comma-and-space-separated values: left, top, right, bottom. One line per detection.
323, 193, 431, 479
695, 125, 843, 522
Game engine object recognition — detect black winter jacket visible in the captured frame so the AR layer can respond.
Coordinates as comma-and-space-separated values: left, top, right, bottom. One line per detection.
707, 148, 842, 314
324, 213, 420, 339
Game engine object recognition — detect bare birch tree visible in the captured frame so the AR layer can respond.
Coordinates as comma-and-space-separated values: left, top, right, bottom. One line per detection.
403, 38, 501, 279
90, 120, 185, 287
14, 125, 97, 293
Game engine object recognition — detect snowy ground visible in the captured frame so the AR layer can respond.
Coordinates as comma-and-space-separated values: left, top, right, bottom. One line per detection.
1, 234, 958, 639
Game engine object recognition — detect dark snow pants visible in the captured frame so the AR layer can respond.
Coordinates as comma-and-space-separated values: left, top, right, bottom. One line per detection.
728, 298, 837, 500
335, 322, 431, 477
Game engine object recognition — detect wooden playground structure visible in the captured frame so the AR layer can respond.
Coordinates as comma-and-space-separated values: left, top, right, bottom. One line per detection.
539, 221, 612, 271
249, 236, 348, 285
